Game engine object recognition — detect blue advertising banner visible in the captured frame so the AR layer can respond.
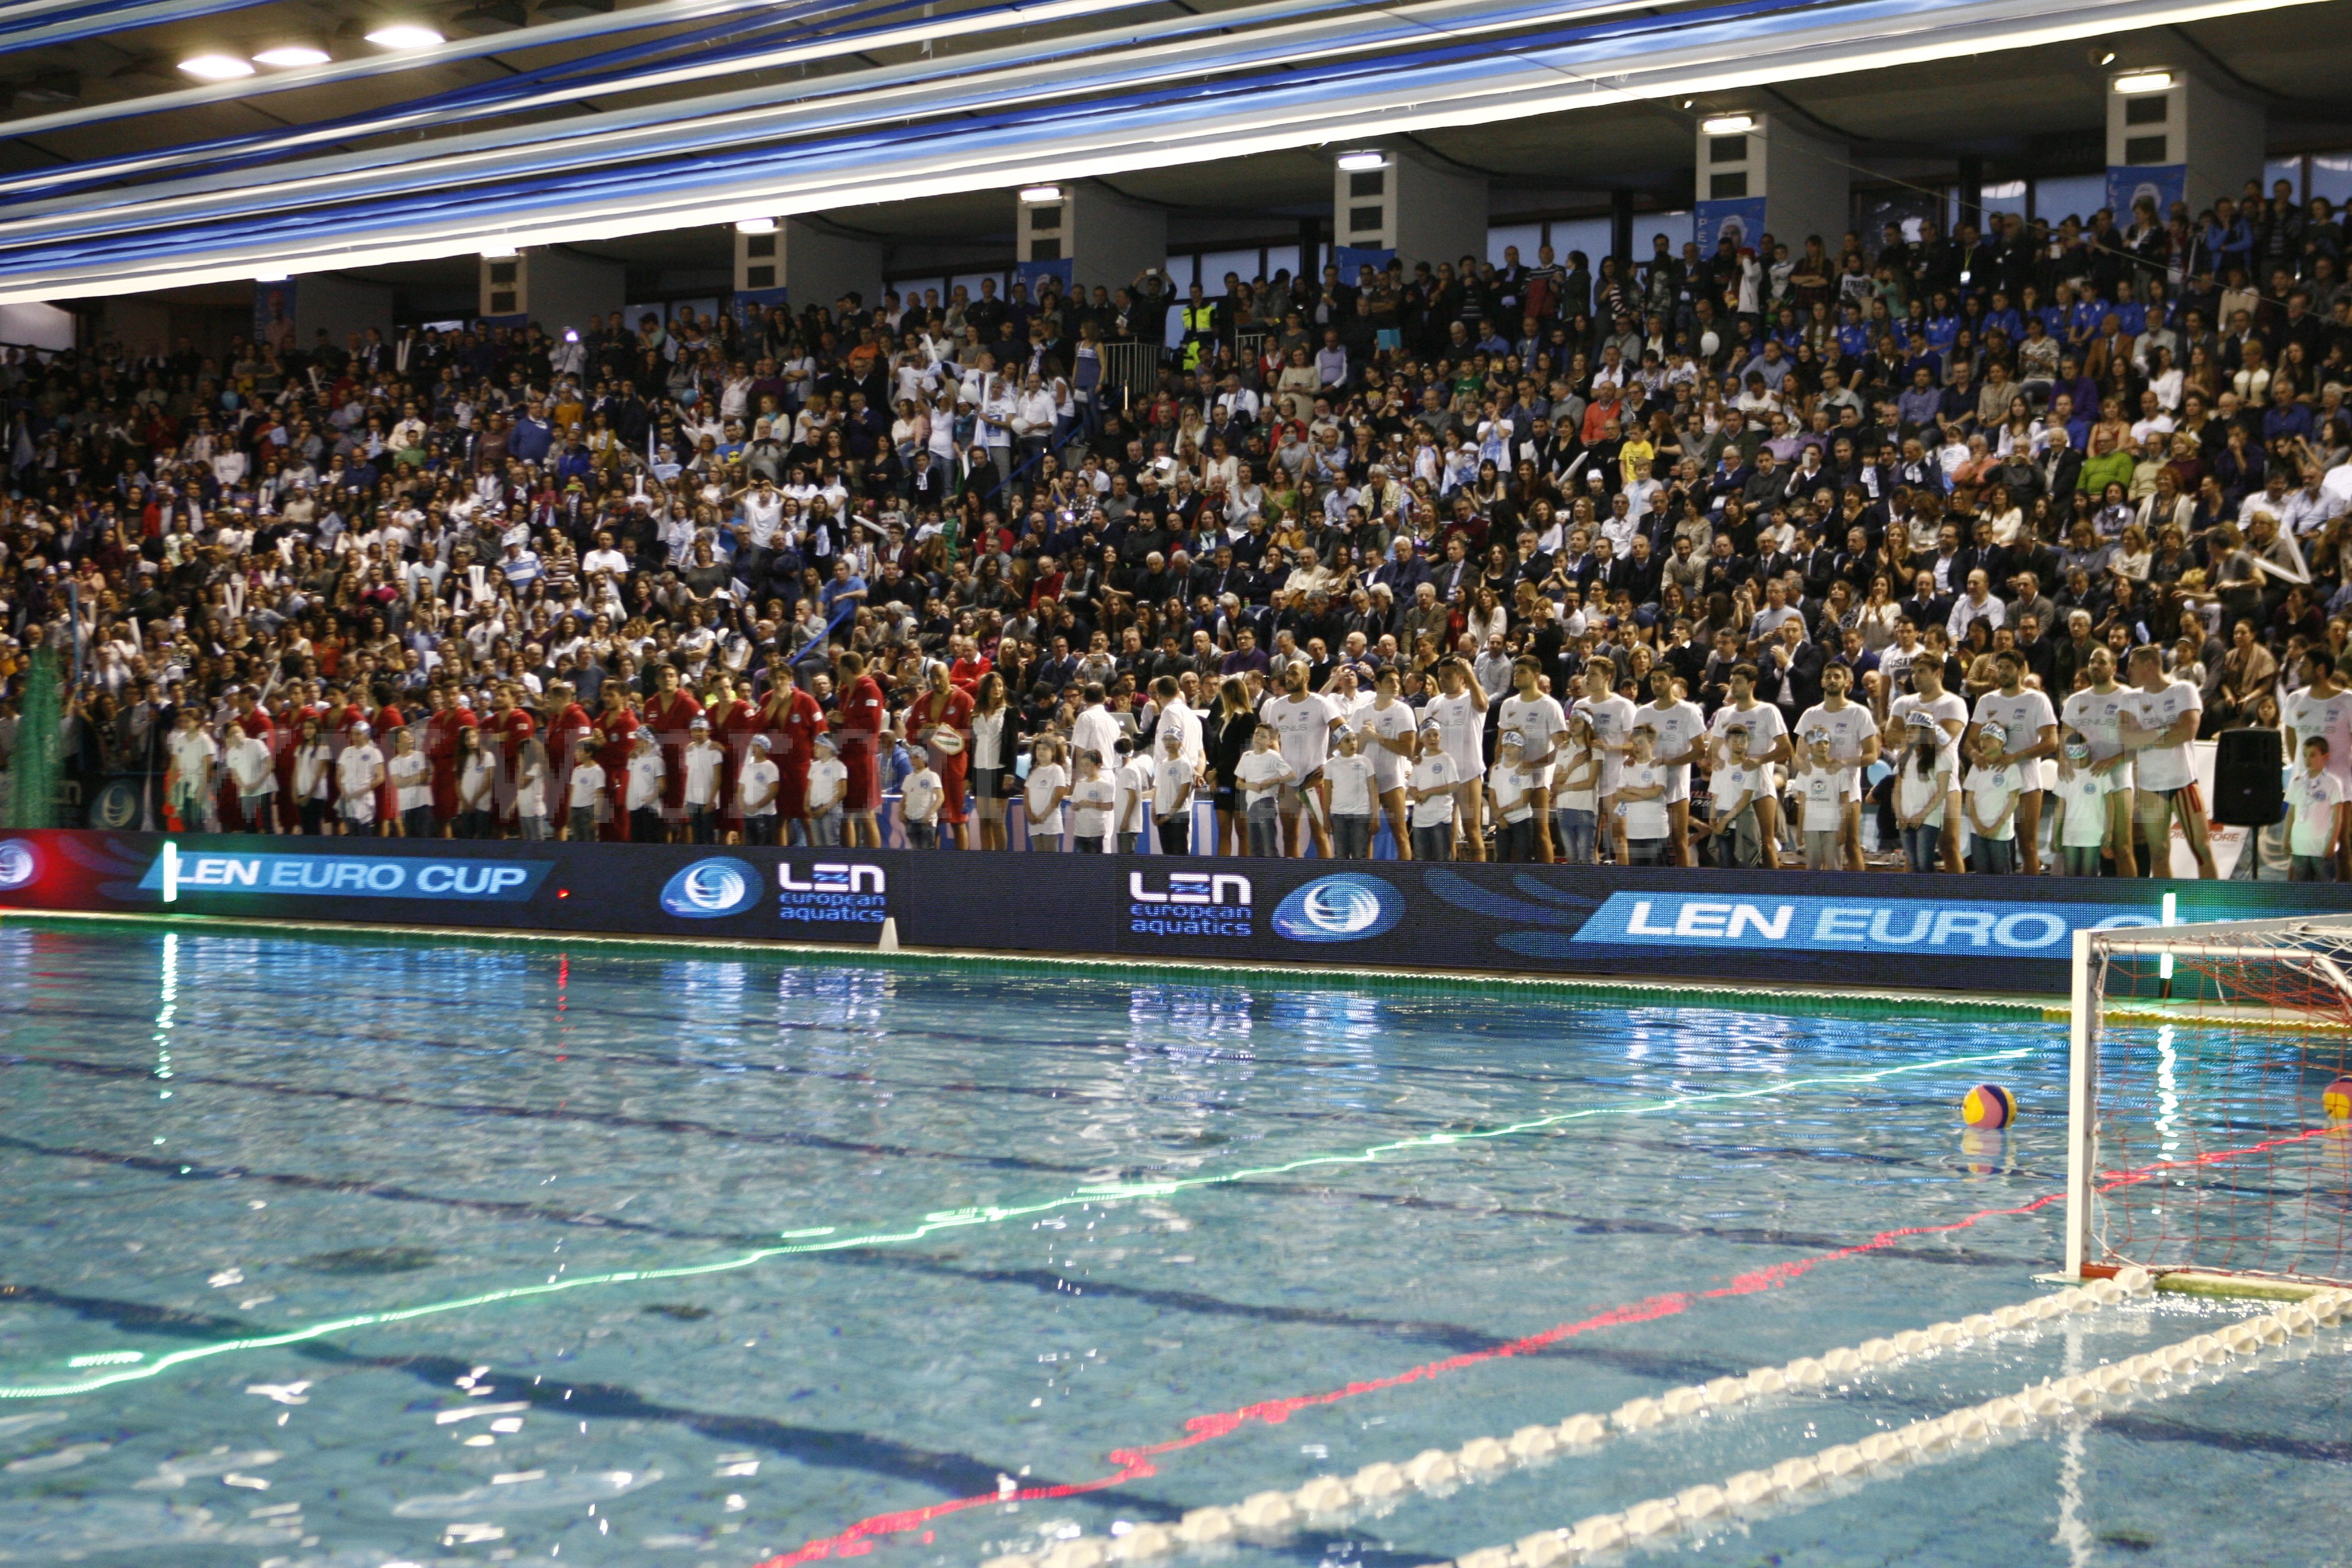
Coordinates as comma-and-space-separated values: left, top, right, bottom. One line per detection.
1332, 246, 1395, 282
1016, 258, 1075, 294
11, 830, 2352, 995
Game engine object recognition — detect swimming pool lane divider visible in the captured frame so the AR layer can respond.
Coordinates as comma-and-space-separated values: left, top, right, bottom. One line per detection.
976, 1270, 2171, 1568
0, 1047, 2031, 1402
0, 908, 2069, 1023
1434, 1284, 2352, 1568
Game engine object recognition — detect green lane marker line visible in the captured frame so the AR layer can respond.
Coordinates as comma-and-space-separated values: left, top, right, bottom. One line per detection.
0, 1048, 2029, 1402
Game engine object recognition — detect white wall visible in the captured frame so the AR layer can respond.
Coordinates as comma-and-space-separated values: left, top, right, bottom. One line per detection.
0, 301, 75, 352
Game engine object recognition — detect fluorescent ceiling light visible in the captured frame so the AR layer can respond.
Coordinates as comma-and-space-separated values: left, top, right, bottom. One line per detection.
366, 23, 446, 48
178, 54, 256, 80
254, 270, 289, 282
253, 46, 332, 67
2112, 69, 2173, 92
480, 242, 518, 257
1018, 183, 1063, 202
734, 216, 776, 232
1700, 113, 1753, 134
1334, 151, 1385, 170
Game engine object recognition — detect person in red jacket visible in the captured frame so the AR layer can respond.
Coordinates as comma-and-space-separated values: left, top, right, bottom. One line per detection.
640, 661, 703, 844
759, 666, 827, 844
903, 662, 974, 849
706, 672, 761, 841
833, 650, 889, 848
489, 683, 537, 830
423, 685, 477, 836
593, 682, 640, 841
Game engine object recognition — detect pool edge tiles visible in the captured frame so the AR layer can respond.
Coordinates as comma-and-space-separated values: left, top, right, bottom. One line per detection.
0, 906, 2060, 1024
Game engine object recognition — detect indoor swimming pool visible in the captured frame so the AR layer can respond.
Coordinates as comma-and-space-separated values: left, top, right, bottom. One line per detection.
0, 924, 2343, 1567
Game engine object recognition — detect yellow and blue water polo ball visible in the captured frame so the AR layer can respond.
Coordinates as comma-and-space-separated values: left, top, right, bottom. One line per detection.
2324, 1077, 2352, 1121
1961, 1084, 2016, 1130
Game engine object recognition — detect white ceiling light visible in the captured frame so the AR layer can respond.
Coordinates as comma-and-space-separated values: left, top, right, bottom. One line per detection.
1700, 113, 1754, 135
254, 269, 289, 282
178, 54, 256, 81
480, 242, 518, 257
734, 216, 777, 232
365, 23, 446, 48
1334, 151, 1385, 171
253, 46, 332, 67
1018, 183, 1063, 203
2112, 69, 2173, 93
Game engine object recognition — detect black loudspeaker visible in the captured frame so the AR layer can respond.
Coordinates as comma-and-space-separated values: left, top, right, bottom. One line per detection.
2211, 727, 2285, 826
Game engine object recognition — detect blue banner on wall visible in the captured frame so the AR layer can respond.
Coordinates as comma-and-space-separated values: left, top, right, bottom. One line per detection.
2106, 164, 2186, 222
1016, 258, 1074, 294
1332, 246, 1396, 282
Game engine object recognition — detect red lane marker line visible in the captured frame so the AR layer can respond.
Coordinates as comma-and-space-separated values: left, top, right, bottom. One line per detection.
756, 1128, 2347, 1568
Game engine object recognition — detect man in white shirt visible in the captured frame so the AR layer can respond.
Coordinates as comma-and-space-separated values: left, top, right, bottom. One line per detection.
2058, 644, 2140, 877
336, 720, 385, 836
681, 716, 727, 844
1888, 654, 1969, 873
1424, 658, 1489, 860
1575, 655, 1640, 863
1070, 682, 1122, 773
1354, 667, 1419, 859
1259, 661, 1343, 857
1636, 667, 1708, 867
2285, 648, 2352, 879
1794, 659, 1881, 871
1945, 569, 2005, 644
1963, 648, 2058, 875
1498, 656, 1571, 862
1706, 662, 1790, 869
2122, 642, 2214, 878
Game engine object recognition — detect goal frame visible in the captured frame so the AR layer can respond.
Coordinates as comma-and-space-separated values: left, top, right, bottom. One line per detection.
2068, 916, 2352, 1281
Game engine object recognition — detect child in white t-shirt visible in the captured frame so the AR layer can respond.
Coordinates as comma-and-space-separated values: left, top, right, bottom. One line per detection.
565, 740, 605, 841
388, 728, 434, 839
1235, 725, 1297, 857
2048, 730, 2114, 877
901, 754, 944, 849
1324, 727, 1377, 859
1487, 732, 1538, 862
1789, 732, 1849, 870
682, 718, 728, 844
1892, 711, 1954, 874
1615, 726, 1671, 864
1704, 726, 1764, 868
1024, 736, 1071, 850
1963, 724, 2023, 874
223, 720, 277, 834
1407, 721, 1460, 862
625, 730, 666, 845
2286, 734, 2345, 881
1112, 738, 1147, 854
1067, 748, 1116, 852
737, 734, 782, 845
806, 733, 848, 846
1552, 711, 1600, 865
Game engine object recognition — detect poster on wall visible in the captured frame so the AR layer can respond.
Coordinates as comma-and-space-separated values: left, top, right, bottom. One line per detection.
1694, 197, 1769, 255
1332, 246, 1395, 283
1015, 258, 1074, 295
2106, 164, 2186, 221
252, 280, 297, 354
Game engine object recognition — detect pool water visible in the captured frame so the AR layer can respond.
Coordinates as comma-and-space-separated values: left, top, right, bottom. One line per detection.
0, 925, 2344, 1568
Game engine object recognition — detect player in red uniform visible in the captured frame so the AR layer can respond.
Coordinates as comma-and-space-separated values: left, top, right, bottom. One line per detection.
903, 663, 975, 849
833, 650, 889, 848
592, 683, 640, 841
640, 662, 703, 844
488, 683, 536, 831
759, 665, 827, 844
424, 685, 477, 836
705, 673, 761, 841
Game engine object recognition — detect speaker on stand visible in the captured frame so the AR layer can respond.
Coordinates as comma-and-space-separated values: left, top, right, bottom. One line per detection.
2210, 728, 2284, 827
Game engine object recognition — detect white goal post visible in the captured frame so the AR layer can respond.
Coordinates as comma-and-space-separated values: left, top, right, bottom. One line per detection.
2068, 916, 2352, 1286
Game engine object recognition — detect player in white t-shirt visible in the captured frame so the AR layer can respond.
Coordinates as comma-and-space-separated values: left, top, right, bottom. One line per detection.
1705, 662, 1790, 869
1793, 660, 1881, 871
1498, 656, 1572, 861
1635, 667, 1707, 867
2284, 649, 2352, 879
1888, 655, 1969, 873
2286, 735, 2345, 880
2121, 643, 2214, 878
1260, 662, 1344, 857
1324, 727, 1379, 858
1575, 655, 1640, 864
2057, 644, 2141, 877
1963, 648, 2059, 874
1962, 726, 2026, 873
1424, 658, 1489, 860
1408, 720, 1461, 862
1789, 732, 1851, 870
2048, 733, 2116, 876
1354, 667, 1420, 859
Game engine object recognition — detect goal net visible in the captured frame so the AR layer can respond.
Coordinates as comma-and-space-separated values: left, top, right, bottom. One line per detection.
2069, 917, 2352, 1288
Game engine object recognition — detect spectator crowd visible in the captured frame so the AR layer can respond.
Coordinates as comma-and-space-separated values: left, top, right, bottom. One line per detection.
8, 168, 2352, 879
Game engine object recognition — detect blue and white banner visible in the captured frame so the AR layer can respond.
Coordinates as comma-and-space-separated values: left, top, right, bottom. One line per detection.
1695, 197, 1768, 254
137, 847, 549, 902
1570, 892, 2158, 958
2106, 164, 2186, 222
